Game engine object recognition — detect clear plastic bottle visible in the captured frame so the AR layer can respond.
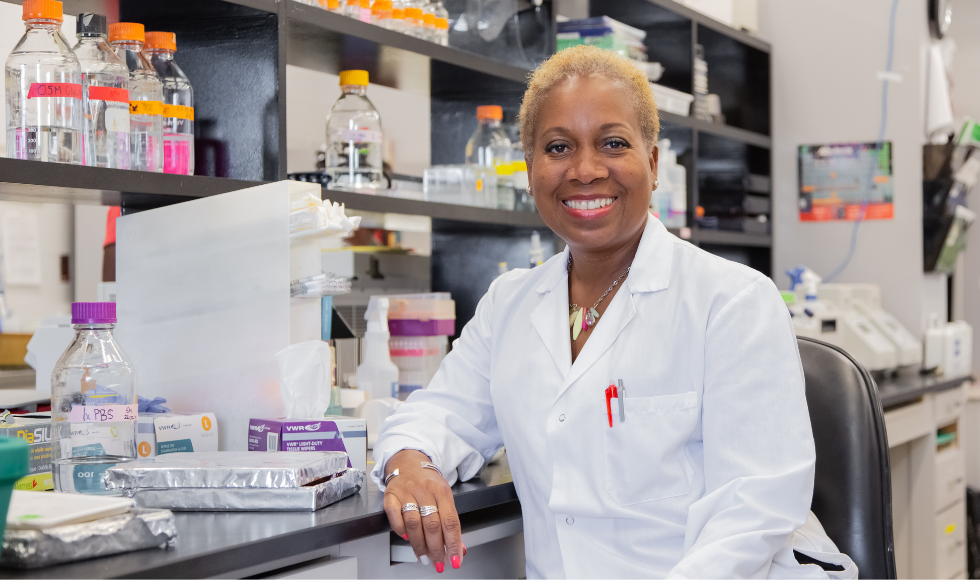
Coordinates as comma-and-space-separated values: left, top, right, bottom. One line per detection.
51, 303, 137, 495
109, 23, 163, 173
73, 13, 130, 169
421, 1, 436, 41
432, 2, 449, 46
342, 0, 360, 17
404, 0, 425, 37
373, 0, 394, 28
5, 0, 82, 164
144, 31, 194, 176
390, 0, 407, 31
465, 105, 511, 168
326, 70, 384, 190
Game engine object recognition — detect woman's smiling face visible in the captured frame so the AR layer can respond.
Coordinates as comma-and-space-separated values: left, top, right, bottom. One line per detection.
528, 74, 657, 253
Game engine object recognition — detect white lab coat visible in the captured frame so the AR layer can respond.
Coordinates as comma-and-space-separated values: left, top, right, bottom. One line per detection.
372, 216, 856, 578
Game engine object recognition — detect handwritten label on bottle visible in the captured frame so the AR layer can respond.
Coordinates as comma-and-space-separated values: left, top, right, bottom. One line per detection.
88, 86, 129, 103
130, 101, 164, 116
162, 105, 196, 120
69, 404, 138, 423
27, 83, 82, 100
341, 129, 382, 144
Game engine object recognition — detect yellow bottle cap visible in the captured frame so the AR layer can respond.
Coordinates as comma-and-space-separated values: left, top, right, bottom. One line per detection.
339, 70, 369, 86
512, 160, 528, 172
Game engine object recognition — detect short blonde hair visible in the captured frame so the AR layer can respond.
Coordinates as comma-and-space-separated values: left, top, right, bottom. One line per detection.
519, 44, 660, 160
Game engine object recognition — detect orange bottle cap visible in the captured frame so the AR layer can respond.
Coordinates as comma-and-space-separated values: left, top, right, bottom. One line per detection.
145, 31, 176, 51
108, 22, 145, 43
392, 7, 404, 18
436, 17, 448, 29
423, 13, 434, 24
22, 0, 63, 22
476, 105, 503, 120
405, 7, 422, 17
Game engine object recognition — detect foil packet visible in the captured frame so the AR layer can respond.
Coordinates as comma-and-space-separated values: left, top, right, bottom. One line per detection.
1, 509, 175, 569
126, 467, 364, 512
104, 451, 350, 491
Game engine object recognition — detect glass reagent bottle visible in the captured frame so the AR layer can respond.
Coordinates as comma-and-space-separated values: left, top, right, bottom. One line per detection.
465, 105, 511, 168
144, 31, 194, 176
51, 302, 137, 495
109, 22, 163, 173
5, 0, 82, 164
326, 70, 384, 190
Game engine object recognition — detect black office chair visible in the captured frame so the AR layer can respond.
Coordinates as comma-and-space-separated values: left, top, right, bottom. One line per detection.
798, 336, 897, 579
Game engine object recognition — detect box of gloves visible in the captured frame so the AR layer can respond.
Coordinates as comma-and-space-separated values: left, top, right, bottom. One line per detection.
247, 417, 367, 472
137, 413, 219, 458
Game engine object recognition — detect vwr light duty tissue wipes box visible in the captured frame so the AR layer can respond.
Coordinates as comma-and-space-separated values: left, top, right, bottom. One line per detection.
137, 413, 219, 457
247, 417, 367, 473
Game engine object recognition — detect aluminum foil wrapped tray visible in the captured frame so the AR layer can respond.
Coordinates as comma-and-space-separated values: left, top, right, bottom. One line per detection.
1, 509, 175, 569
104, 451, 350, 491
129, 467, 364, 512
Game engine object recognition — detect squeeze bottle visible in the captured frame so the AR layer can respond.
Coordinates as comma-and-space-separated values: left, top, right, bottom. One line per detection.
356, 298, 400, 400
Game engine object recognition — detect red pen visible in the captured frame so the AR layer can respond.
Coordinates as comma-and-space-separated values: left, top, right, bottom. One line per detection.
604, 384, 618, 427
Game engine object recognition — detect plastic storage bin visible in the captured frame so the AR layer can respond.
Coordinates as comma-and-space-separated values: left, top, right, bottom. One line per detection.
386, 293, 455, 336
0, 437, 29, 551
650, 83, 695, 117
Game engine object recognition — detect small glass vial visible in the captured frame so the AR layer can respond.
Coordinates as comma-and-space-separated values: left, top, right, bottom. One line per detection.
51, 302, 137, 495
5, 0, 82, 164
373, 0, 394, 27
109, 22, 164, 173
74, 13, 130, 169
144, 31, 194, 176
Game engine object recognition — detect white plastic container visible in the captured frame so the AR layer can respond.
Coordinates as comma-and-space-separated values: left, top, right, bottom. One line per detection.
73, 13, 130, 169
109, 22, 163, 173
390, 335, 448, 399
650, 82, 695, 117
326, 70, 384, 190
5, 0, 82, 164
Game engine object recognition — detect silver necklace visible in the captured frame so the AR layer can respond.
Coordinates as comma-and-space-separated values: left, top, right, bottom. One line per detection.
567, 254, 631, 341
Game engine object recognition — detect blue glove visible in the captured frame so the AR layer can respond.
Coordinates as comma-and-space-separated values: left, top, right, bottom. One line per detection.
138, 396, 171, 413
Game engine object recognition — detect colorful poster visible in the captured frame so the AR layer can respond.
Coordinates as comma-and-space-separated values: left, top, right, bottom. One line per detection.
798, 142, 893, 221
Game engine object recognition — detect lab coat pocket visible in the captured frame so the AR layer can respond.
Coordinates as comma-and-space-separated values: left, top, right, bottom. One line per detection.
603, 391, 698, 506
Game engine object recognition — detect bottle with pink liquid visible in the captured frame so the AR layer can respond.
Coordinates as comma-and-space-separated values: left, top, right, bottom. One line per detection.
144, 31, 193, 175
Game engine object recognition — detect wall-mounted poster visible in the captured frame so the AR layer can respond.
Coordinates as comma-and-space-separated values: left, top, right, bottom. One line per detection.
798, 142, 893, 221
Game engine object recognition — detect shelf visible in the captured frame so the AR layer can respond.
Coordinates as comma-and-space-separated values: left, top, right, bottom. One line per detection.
660, 112, 771, 149
694, 228, 771, 247
286, 3, 530, 87
641, 0, 770, 53
320, 188, 547, 229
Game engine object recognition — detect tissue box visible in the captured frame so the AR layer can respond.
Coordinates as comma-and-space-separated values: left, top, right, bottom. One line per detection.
247, 417, 367, 473
0, 414, 53, 491
137, 413, 219, 458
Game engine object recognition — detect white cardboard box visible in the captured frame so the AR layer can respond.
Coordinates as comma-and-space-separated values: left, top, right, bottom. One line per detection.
137, 413, 219, 457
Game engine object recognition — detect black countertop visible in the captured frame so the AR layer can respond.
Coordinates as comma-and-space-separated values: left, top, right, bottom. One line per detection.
0, 461, 517, 579
876, 372, 972, 410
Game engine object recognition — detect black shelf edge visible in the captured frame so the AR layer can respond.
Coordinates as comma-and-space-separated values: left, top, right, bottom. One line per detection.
694, 228, 771, 247
660, 112, 771, 149
320, 187, 547, 228
286, 2, 531, 84
641, 0, 770, 53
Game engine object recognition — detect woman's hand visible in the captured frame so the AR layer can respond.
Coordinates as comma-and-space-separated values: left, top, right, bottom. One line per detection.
382, 450, 464, 572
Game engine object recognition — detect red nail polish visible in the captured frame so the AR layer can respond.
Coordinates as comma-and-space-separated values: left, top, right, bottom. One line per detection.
435, 562, 445, 573
402, 534, 408, 540
451, 555, 461, 569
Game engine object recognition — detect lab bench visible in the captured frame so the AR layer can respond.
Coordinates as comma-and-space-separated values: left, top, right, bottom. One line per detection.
0, 461, 524, 579
880, 373, 973, 579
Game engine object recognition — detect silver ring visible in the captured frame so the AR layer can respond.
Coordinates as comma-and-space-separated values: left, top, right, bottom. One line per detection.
384, 468, 399, 486
421, 461, 442, 475
401, 503, 419, 514
419, 505, 439, 517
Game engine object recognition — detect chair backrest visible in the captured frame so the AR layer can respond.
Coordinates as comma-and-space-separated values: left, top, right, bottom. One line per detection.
797, 336, 897, 579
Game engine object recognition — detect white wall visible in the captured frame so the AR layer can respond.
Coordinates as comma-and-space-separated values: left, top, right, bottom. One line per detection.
286, 65, 431, 176
74, 205, 110, 302
758, 0, 929, 336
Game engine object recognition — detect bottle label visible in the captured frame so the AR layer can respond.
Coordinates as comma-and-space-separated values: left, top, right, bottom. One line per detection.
391, 381, 399, 399
163, 104, 193, 120
341, 129, 383, 143
105, 107, 131, 133
27, 82, 82, 100
89, 86, 129, 103
69, 404, 138, 423
130, 100, 164, 116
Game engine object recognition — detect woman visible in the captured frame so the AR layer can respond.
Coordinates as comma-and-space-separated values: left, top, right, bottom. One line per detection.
372, 45, 854, 578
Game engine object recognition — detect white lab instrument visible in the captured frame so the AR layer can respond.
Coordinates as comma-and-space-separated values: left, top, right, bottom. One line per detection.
924, 319, 973, 377
785, 268, 844, 351
820, 284, 922, 368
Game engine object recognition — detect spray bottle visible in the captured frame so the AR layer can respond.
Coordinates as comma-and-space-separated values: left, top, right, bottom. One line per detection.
356, 297, 400, 400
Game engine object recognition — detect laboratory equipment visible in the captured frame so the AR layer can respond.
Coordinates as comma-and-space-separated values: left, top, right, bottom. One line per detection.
109, 22, 163, 173
924, 320, 973, 377
650, 83, 695, 117
424, 164, 497, 206
322, 250, 431, 298
465, 105, 511, 168
819, 283, 922, 368
529, 230, 545, 267
373, 0, 394, 28
422, 1, 436, 40
556, 16, 647, 61
432, 2, 449, 45
5, 0, 82, 164
326, 70, 384, 191
51, 302, 138, 495
404, 0, 425, 37
390, 336, 448, 399
0, 437, 28, 542
496, 162, 515, 209
390, 0, 407, 31
355, 297, 400, 400
144, 32, 194, 176
73, 13, 130, 169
